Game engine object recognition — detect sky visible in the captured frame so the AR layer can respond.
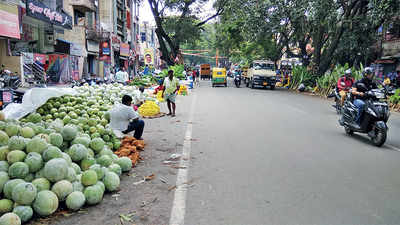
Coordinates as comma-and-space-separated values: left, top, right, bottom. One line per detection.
139, 0, 217, 25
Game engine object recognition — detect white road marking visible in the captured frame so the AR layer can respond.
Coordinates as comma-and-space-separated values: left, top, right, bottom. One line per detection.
169, 93, 197, 225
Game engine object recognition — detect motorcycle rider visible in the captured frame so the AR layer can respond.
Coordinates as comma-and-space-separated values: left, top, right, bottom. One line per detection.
351, 67, 378, 127
337, 69, 354, 105
337, 69, 354, 106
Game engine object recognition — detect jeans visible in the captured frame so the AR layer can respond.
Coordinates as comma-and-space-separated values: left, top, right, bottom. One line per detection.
353, 99, 366, 124
123, 119, 145, 139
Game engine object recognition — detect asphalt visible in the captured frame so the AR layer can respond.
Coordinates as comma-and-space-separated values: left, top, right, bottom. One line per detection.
42, 80, 400, 225
183, 80, 400, 225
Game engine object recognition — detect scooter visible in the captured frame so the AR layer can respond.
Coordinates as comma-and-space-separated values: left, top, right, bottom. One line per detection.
339, 85, 392, 147
234, 74, 241, 88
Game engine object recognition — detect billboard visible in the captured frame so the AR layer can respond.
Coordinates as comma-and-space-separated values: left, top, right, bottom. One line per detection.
0, 3, 20, 39
144, 48, 154, 65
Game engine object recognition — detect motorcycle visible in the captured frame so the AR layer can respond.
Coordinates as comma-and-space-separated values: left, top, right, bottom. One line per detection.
0, 70, 21, 90
234, 74, 241, 88
339, 85, 393, 147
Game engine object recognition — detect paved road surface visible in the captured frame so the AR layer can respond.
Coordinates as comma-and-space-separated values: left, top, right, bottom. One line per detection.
178, 80, 400, 225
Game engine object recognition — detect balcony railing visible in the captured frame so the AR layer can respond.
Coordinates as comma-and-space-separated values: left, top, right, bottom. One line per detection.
86, 26, 110, 41
70, 0, 96, 12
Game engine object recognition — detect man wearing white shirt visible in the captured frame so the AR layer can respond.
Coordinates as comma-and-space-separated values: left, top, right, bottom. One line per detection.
109, 95, 145, 139
115, 67, 129, 84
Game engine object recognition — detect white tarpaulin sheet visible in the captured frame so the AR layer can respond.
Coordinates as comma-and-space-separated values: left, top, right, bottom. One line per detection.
3, 88, 78, 120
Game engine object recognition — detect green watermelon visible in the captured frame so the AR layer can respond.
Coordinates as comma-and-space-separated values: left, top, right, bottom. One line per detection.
0, 199, 13, 214
65, 191, 85, 211
7, 150, 26, 164
20, 127, 35, 138
43, 158, 68, 182
28, 113, 42, 123
0, 212, 21, 225
24, 173, 34, 182
12, 182, 37, 205
0, 131, 9, 146
5, 124, 19, 137
51, 180, 73, 201
0, 146, 9, 161
68, 144, 88, 162
24, 152, 43, 173
32, 190, 59, 216
80, 157, 96, 171
61, 125, 78, 141
96, 155, 112, 167
83, 185, 103, 205
71, 137, 91, 148
66, 167, 77, 182
108, 164, 122, 176
116, 157, 132, 172
72, 181, 84, 192
71, 163, 81, 175
61, 153, 72, 166
103, 171, 120, 192
32, 178, 51, 192
81, 170, 98, 186
12, 206, 33, 223
89, 164, 105, 180
49, 133, 63, 148
0, 171, 9, 193
0, 161, 8, 172
8, 162, 29, 179
26, 137, 48, 154
95, 181, 105, 193
3, 179, 25, 199
90, 138, 105, 153
42, 146, 63, 162
8, 136, 26, 151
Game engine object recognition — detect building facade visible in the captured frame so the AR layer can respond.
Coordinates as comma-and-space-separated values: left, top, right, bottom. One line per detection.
0, 0, 146, 85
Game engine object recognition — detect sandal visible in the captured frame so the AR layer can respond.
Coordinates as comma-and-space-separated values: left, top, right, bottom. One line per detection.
171, 114, 176, 117
167, 113, 172, 116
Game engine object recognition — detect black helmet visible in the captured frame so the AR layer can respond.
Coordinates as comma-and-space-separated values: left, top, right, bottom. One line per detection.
139, 86, 145, 92
363, 67, 373, 77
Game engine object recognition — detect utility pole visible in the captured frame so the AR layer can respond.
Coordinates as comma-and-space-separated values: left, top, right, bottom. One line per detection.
216, 49, 219, 67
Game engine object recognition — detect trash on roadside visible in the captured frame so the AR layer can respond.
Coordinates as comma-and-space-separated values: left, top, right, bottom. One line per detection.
145, 174, 155, 181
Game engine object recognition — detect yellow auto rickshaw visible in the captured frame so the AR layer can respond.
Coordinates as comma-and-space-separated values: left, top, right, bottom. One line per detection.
212, 68, 227, 87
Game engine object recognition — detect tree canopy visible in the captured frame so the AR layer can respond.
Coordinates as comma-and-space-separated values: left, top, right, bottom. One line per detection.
217, 0, 399, 75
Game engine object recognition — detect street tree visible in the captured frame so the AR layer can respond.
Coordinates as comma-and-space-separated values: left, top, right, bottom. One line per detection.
147, 0, 227, 65
219, 0, 399, 75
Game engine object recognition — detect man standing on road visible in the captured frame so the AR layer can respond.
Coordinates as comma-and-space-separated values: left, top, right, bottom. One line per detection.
109, 95, 145, 139
115, 67, 129, 84
162, 70, 180, 117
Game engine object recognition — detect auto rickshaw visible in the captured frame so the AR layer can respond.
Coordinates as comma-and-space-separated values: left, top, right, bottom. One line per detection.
212, 68, 227, 87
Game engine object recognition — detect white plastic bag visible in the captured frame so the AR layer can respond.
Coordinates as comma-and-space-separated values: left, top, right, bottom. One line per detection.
3, 87, 78, 120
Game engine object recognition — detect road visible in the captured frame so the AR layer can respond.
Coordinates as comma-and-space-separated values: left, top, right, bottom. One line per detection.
177, 80, 400, 225
49, 80, 400, 225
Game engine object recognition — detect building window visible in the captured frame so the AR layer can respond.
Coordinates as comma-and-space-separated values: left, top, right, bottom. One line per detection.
74, 9, 85, 26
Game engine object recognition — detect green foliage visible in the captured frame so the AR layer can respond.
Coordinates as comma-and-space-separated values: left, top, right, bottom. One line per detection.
159, 64, 185, 79
389, 89, 400, 105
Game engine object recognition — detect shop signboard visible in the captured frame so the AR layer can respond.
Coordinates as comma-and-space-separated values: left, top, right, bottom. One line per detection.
382, 40, 400, 58
26, 0, 73, 30
70, 43, 84, 56
101, 41, 110, 55
87, 40, 99, 53
120, 43, 130, 57
0, 3, 20, 39
111, 34, 120, 51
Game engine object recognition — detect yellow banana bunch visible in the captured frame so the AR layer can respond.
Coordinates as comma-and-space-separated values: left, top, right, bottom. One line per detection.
138, 101, 160, 117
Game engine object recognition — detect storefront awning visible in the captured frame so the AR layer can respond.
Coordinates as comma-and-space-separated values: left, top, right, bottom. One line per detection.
375, 59, 395, 64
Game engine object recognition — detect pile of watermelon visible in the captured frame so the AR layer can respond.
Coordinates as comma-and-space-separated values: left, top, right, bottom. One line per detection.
0, 84, 144, 224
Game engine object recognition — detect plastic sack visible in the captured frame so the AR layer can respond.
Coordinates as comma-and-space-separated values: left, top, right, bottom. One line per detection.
2, 87, 78, 120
